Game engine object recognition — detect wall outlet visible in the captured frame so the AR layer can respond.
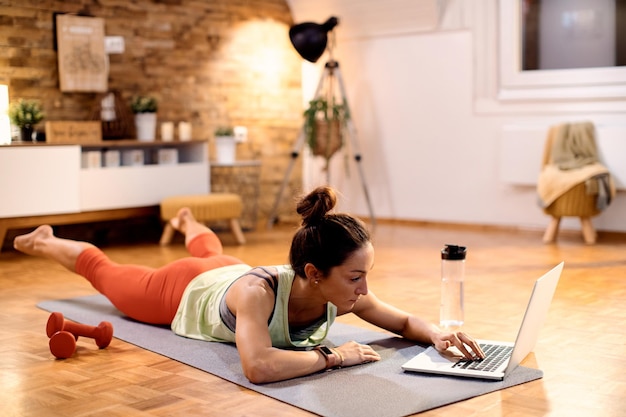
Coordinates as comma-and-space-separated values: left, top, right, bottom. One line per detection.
234, 126, 248, 143
105, 36, 125, 54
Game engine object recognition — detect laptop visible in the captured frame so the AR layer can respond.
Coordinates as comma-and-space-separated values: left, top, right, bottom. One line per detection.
401, 262, 563, 380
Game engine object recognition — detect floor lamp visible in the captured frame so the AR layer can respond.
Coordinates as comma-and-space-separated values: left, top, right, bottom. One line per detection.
266, 17, 375, 229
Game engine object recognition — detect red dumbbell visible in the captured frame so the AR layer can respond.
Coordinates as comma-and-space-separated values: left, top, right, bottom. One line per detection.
46, 312, 114, 349
49, 330, 77, 359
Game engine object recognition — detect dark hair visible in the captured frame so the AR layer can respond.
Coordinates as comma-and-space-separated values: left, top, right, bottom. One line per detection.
289, 186, 371, 278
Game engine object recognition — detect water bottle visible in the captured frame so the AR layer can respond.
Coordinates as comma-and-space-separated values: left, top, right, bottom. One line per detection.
440, 244, 466, 329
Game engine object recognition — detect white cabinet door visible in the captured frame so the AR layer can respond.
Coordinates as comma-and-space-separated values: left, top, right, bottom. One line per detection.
80, 163, 209, 211
0, 146, 80, 217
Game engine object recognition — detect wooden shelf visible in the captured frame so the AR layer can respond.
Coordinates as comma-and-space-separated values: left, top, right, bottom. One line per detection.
5, 138, 208, 149
80, 139, 208, 149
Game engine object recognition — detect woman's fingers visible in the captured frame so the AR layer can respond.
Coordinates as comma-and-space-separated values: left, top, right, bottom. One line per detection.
436, 332, 485, 359
338, 341, 381, 366
450, 332, 484, 359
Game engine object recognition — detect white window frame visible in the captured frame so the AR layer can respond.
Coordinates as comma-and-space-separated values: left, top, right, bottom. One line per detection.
498, 0, 626, 101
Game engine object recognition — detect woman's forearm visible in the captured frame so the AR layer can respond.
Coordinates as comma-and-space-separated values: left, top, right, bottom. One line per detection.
242, 347, 335, 384
400, 315, 440, 344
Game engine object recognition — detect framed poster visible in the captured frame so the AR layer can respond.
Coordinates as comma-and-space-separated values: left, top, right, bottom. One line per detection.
56, 14, 108, 92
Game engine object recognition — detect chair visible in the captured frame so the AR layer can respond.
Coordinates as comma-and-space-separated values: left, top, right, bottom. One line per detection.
160, 193, 246, 245
537, 122, 615, 244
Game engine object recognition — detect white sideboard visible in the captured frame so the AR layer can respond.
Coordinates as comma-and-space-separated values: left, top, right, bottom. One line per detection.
0, 140, 209, 249
1, 145, 81, 217
78, 140, 209, 211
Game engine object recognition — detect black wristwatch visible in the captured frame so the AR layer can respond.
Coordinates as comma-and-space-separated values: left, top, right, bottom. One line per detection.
314, 345, 334, 369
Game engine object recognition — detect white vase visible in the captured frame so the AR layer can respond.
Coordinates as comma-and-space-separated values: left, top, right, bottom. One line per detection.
215, 136, 236, 164
135, 113, 157, 142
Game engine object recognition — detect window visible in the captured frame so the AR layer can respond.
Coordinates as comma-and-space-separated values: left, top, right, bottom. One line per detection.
499, 0, 626, 101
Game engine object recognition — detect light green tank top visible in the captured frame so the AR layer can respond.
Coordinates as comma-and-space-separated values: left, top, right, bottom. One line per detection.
171, 264, 337, 348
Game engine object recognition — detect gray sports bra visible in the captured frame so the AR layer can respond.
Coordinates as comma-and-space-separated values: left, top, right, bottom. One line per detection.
218, 266, 278, 332
218, 266, 326, 342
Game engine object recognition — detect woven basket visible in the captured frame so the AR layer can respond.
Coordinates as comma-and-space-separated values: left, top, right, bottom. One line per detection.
543, 182, 600, 217
312, 119, 342, 159
90, 91, 135, 139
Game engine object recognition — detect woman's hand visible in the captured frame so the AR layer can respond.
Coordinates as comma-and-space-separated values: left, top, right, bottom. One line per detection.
334, 341, 381, 367
431, 331, 485, 360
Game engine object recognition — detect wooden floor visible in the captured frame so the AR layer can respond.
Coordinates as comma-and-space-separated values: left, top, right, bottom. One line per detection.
1, 221, 625, 417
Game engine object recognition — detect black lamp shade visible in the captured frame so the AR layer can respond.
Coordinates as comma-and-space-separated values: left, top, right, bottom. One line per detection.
289, 17, 339, 63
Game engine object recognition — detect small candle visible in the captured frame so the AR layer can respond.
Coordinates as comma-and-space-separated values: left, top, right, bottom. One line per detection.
178, 122, 191, 141
161, 122, 174, 141
100, 93, 116, 122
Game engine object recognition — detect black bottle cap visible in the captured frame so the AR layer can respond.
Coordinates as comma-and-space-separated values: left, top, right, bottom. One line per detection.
441, 244, 467, 260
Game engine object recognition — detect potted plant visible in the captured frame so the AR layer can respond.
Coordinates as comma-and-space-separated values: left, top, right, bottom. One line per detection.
214, 126, 236, 164
303, 97, 348, 165
214, 126, 234, 137
9, 98, 45, 142
130, 95, 158, 141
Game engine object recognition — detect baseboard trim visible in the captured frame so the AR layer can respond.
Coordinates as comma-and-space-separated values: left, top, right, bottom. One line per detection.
367, 217, 626, 241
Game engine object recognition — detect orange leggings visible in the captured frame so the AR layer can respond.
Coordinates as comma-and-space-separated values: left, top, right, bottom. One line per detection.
75, 232, 245, 325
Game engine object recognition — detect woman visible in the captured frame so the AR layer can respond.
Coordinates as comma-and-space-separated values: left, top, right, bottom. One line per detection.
14, 186, 484, 384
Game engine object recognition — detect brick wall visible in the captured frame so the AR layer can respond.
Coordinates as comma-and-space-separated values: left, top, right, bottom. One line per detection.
0, 0, 305, 225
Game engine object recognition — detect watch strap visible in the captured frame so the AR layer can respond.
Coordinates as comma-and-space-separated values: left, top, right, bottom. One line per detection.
315, 345, 342, 369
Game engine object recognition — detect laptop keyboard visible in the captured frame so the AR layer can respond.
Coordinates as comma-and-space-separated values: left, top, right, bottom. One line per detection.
452, 343, 513, 372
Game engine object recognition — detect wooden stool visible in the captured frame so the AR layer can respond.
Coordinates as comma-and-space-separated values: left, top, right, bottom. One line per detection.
160, 194, 246, 245
538, 123, 614, 245
542, 182, 599, 245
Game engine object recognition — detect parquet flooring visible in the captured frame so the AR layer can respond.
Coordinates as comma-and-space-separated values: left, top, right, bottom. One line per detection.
1, 221, 624, 416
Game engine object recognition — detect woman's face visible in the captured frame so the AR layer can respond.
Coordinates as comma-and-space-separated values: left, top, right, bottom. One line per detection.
321, 242, 374, 311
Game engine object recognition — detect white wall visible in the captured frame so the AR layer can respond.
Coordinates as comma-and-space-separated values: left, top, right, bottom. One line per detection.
287, 0, 626, 233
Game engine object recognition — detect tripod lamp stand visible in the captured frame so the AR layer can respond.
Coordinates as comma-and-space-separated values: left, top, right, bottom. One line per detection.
266, 16, 376, 229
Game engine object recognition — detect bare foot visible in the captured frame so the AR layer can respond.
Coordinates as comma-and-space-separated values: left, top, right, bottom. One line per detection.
13, 225, 54, 256
170, 207, 195, 235
169, 207, 216, 248
13, 225, 94, 271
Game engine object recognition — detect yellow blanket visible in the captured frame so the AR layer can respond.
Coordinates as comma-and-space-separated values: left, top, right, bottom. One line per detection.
537, 163, 612, 207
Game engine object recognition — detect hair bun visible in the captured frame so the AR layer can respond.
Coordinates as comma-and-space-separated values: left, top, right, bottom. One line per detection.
296, 186, 337, 227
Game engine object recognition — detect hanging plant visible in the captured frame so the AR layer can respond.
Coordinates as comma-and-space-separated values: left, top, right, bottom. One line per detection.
303, 97, 349, 164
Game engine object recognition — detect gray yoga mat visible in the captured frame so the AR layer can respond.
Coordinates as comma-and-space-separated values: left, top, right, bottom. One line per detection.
38, 295, 543, 417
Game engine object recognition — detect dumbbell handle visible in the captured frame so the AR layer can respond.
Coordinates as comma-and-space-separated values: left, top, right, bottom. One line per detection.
46, 312, 113, 348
